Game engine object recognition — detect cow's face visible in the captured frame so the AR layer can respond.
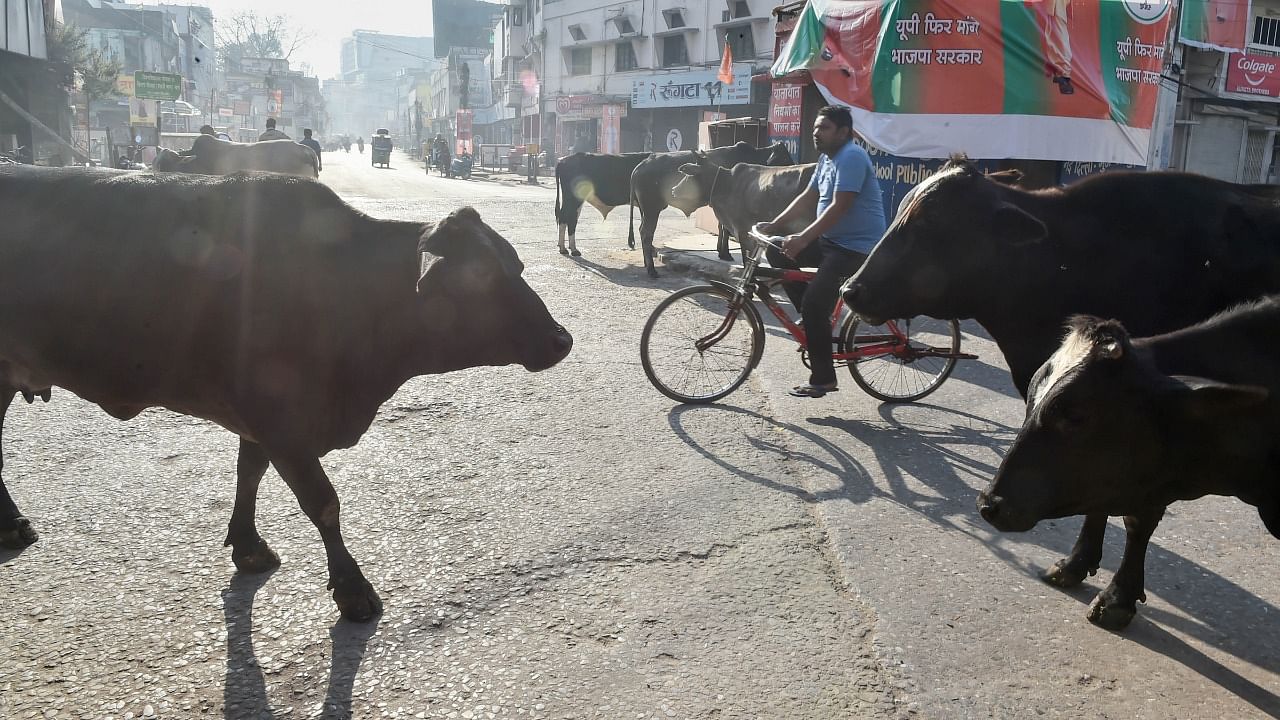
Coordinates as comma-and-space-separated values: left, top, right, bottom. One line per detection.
671, 161, 706, 206
842, 159, 1047, 324
154, 148, 181, 172
976, 318, 1268, 531
417, 207, 572, 371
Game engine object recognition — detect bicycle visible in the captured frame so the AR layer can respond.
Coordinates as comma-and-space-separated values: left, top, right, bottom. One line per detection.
640, 226, 976, 404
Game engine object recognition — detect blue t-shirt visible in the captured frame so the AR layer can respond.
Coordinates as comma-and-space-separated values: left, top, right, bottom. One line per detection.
808, 141, 886, 254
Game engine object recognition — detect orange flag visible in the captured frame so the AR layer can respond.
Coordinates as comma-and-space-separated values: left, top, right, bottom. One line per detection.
718, 40, 734, 85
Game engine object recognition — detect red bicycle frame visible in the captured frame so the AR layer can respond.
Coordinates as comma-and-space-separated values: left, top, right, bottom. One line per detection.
755, 268, 907, 361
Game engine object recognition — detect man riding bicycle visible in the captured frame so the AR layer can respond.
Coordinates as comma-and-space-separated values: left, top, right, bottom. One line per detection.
757, 105, 886, 398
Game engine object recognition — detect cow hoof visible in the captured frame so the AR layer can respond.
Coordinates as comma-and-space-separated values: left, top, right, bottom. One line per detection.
718, 253, 734, 262
1086, 592, 1137, 631
1041, 558, 1097, 588
0, 517, 38, 548
571, 250, 582, 257
559, 248, 569, 255
331, 577, 383, 622
231, 540, 281, 574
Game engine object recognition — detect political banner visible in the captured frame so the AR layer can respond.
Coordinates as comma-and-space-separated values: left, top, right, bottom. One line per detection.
1179, 0, 1250, 53
771, 0, 1177, 164
768, 82, 806, 160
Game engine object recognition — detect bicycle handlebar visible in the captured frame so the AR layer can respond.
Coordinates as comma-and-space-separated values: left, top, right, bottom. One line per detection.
747, 224, 786, 252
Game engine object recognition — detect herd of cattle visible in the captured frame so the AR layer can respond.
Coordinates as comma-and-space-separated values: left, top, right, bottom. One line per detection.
0, 140, 1277, 633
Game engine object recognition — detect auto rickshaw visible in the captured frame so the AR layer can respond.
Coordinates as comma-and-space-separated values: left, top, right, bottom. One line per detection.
371, 129, 392, 168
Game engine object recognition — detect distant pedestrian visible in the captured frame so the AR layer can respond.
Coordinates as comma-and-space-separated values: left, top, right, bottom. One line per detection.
299, 128, 323, 172
259, 118, 290, 142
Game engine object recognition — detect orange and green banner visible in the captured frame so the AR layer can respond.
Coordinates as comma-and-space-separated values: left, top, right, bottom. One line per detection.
771, 0, 1176, 164
1179, 0, 1250, 53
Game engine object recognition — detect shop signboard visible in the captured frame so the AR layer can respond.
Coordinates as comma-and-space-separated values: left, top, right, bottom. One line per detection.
771, 0, 1177, 164
1225, 52, 1280, 99
631, 65, 753, 108
457, 109, 474, 154
555, 95, 628, 120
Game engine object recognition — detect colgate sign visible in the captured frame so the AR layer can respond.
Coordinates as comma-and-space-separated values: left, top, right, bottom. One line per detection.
1226, 52, 1280, 98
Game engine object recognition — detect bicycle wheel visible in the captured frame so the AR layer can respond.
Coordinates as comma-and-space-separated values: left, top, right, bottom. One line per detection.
641, 285, 764, 404
839, 315, 961, 402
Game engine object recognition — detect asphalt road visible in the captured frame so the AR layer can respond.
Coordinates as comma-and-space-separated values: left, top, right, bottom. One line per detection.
1, 149, 1277, 719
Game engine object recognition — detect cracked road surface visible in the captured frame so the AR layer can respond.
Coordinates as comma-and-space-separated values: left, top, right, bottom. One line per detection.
0, 153, 901, 719
3, 150, 1277, 719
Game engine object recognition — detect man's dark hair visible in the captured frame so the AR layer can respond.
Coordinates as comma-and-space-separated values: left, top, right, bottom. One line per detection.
303, 128, 313, 137
816, 105, 853, 130
265, 118, 277, 129
198, 124, 215, 135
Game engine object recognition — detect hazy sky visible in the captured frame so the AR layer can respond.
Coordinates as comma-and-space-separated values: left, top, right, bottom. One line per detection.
138, 0, 437, 81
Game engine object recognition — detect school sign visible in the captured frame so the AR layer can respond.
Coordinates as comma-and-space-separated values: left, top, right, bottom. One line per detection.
771, 0, 1177, 164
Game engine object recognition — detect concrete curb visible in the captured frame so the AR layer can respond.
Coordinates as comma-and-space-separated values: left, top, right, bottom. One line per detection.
657, 247, 736, 283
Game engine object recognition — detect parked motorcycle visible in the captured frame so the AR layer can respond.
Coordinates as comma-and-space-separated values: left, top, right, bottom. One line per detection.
450, 152, 473, 180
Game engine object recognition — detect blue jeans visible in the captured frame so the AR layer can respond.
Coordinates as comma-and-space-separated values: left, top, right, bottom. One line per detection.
766, 238, 868, 386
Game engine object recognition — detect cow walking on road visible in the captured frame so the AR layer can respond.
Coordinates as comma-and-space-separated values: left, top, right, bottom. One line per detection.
979, 302, 1280, 629
0, 166, 573, 622
841, 157, 1280, 622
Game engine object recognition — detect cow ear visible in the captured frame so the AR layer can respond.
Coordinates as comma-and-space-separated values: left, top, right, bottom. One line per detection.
417, 207, 485, 257
992, 203, 1047, 246
1164, 375, 1269, 419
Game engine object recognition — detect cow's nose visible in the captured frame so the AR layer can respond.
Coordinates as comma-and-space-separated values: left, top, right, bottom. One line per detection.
842, 281, 861, 304
552, 325, 573, 355
976, 492, 1001, 525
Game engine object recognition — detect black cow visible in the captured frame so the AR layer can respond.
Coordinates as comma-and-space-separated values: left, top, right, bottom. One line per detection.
554, 151, 651, 257
841, 157, 1280, 603
978, 303, 1280, 629
628, 142, 794, 277
0, 166, 573, 621
672, 159, 817, 260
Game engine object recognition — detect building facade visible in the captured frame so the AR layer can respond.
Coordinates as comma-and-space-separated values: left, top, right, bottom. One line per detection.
0, 0, 64, 161
521, 0, 772, 157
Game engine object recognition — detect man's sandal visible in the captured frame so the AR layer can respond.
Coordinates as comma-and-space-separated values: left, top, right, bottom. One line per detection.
788, 383, 838, 398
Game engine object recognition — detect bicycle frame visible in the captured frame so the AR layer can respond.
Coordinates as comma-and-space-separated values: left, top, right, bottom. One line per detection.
721, 232, 910, 363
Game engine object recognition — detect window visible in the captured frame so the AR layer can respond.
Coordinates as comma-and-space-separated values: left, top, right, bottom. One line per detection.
613, 16, 635, 35
1255, 16, 1280, 48
733, 0, 751, 18
568, 24, 586, 41
662, 35, 688, 67
569, 47, 592, 75
512, 7, 524, 26
725, 27, 754, 59
616, 41, 638, 71
663, 9, 685, 29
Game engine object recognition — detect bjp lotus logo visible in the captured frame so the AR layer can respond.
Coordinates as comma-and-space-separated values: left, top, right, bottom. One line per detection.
1122, 0, 1171, 24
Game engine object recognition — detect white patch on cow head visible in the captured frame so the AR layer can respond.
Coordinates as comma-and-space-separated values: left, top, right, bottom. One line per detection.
1030, 329, 1095, 410
899, 165, 965, 218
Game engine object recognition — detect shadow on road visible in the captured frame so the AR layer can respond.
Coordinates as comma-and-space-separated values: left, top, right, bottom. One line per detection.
221, 572, 378, 720
667, 402, 1280, 704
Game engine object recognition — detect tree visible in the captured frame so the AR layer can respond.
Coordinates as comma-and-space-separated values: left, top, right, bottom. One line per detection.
216, 12, 312, 70
46, 21, 121, 99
